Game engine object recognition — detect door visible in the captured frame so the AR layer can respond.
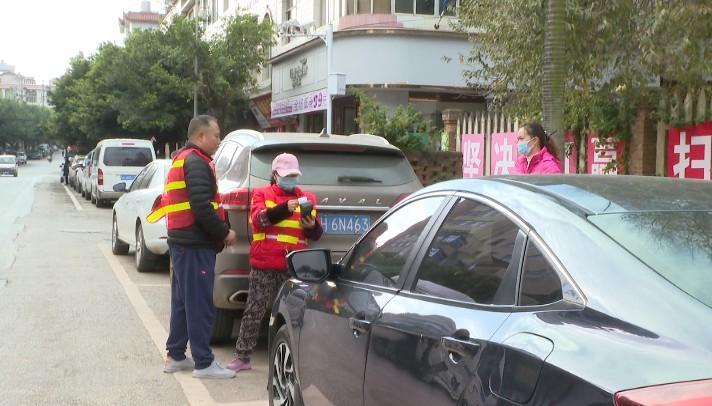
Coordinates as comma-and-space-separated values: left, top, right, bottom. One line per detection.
297, 195, 448, 406
364, 196, 527, 406
117, 164, 154, 245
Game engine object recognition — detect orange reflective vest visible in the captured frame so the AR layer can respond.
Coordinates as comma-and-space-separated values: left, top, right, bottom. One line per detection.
146, 147, 225, 229
249, 184, 318, 271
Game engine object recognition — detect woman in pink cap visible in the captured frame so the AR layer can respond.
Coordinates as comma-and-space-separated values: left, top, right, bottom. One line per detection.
514, 122, 563, 174
227, 152, 322, 373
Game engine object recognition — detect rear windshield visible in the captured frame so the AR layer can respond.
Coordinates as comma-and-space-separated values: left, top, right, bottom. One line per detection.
590, 212, 712, 308
250, 149, 415, 186
0, 156, 16, 164
103, 147, 153, 167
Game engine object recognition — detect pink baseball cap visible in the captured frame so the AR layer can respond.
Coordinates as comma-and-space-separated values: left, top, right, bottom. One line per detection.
272, 153, 302, 177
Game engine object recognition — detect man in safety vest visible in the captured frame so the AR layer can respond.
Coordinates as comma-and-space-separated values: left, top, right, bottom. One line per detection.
154, 115, 237, 379
227, 153, 323, 372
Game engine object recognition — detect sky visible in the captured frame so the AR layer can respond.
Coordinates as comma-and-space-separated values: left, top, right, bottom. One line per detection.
0, 0, 165, 83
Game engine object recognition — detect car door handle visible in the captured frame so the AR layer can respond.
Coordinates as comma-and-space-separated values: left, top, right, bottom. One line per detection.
349, 317, 371, 337
441, 336, 480, 364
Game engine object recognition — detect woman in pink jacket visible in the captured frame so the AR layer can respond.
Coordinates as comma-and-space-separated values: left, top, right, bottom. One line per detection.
514, 122, 563, 174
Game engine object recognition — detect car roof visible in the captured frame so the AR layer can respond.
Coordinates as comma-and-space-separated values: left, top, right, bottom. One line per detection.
420, 175, 712, 216
223, 130, 401, 152
96, 138, 153, 147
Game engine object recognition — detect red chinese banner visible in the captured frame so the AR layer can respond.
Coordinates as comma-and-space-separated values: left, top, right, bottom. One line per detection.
587, 133, 625, 175
490, 132, 519, 175
667, 121, 712, 180
461, 133, 485, 178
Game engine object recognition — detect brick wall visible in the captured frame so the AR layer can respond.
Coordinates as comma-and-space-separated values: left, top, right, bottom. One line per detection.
628, 109, 658, 175
406, 151, 462, 186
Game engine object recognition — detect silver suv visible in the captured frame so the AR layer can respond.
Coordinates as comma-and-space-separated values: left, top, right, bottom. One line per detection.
210, 130, 422, 341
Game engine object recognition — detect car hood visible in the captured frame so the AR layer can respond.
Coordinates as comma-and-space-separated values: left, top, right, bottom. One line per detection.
0, 163, 17, 168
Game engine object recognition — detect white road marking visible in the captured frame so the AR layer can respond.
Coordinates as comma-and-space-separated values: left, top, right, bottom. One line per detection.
98, 244, 267, 406
62, 184, 83, 211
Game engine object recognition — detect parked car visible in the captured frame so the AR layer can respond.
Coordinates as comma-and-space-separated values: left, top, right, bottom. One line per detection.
0, 155, 18, 177
209, 130, 422, 341
269, 175, 712, 406
16, 152, 27, 165
67, 155, 85, 188
79, 150, 96, 199
112, 159, 172, 272
88, 139, 155, 207
27, 151, 43, 160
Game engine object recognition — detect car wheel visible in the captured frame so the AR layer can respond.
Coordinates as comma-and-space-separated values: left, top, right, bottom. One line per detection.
84, 188, 90, 200
269, 324, 303, 406
111, 215, 129, 255
135, 223, 157, 272
211, 308, 239, 343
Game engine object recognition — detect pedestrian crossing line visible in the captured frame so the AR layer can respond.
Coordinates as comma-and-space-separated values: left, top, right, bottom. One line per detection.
98, 243, 268, 406
62, 184, 83, 211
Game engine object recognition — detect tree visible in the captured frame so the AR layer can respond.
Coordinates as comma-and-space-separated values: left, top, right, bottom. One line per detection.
0, 99, 52, 150
457, 1, 712, 167
542, 0, 565, 163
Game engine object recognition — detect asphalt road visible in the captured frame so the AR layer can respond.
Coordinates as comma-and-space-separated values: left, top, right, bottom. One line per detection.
0, 156, 269, 406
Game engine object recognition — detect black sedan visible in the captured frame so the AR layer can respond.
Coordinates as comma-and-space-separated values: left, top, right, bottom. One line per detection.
267, 176, 712, 406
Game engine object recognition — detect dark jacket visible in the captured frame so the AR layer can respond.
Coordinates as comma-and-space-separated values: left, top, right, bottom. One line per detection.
167, 143, 229, 249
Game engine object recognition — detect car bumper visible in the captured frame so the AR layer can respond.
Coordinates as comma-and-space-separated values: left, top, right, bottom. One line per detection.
145, 238, 169, 256
214, 242, 251, 310
97, 190, 122, 201
0, 169, 17, 175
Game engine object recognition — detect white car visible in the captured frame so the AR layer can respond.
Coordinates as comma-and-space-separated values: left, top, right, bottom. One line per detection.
111, 159, 171, 272
89, 139, 156, 207
0, 155, 18, 177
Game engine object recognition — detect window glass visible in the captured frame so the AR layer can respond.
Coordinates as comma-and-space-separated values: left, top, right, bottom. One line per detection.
373, 0, 391, 13
416, 0, 435, 14
215, 141, 238, 178
357, 0, 371, 13
440, 0, 456, 16
519, 241, 563, 306
414, 198, 520, 305
395, 0, 413, 13
226, 146, 249, 182
130, 165, 152, 192
342, 196, 445, 288
103, 147, 153, 167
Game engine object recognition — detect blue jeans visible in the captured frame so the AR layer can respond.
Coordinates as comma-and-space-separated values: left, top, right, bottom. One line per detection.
166, 245, 216, 369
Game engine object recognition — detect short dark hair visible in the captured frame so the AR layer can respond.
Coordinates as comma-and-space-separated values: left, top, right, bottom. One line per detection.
187, 115, 217, 139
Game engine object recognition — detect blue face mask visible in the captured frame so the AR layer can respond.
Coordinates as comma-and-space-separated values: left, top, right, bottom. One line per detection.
517, 139, 533, 156
277, 176, 298, 192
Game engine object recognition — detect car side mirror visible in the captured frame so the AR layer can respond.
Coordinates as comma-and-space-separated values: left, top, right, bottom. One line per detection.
286, 249, 332, 283
113, 182, 127, 193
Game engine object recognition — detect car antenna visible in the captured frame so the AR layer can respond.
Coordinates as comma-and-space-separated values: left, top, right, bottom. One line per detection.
319, 128, 329, 138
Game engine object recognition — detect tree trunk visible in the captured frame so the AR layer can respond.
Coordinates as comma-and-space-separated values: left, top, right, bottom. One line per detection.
542, 0, 566, 164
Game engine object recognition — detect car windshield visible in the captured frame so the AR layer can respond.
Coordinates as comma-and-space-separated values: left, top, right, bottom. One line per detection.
103, 147, 153, 167
250, 149, 415, 186
0, 156, 16, 164
590, 211, 712, 308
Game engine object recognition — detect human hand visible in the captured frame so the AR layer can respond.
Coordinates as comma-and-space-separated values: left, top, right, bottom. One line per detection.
224, 229, 237, 246
300, 215, 315, 229
287, 199, 299, 212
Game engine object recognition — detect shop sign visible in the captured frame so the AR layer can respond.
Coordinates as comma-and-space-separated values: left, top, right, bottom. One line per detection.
668, 121, 712, 180
271, 88, 328, 118
462, 133, 485, 178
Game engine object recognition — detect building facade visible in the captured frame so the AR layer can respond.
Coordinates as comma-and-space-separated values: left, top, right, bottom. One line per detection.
119, 1, 162, 39
165, 0, 483, 134
0, 62, 53, 107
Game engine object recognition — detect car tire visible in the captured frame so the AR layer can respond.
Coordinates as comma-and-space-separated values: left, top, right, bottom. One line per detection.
112, 215, 129, 255
211, 308, 239, 344
135, 223, 157, 272
269, 324, 304, 406
84, 188, 90, 200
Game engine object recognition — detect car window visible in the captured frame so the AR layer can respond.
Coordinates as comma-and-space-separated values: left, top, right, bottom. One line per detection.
103, 147, 153, 167
413, 198, 520, 305
251, 149, 416, 186
341, 196, 445, 288
0, 156, 15, 164
226, 146, 249, 182
519, 240, 563, 306
215, 141, 238, 178
130, 165, 153, 192
149, 164, 167, 188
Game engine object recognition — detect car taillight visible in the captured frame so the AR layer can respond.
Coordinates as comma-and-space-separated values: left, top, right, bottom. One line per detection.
221, 187, 250, 211
615, 379, 712, 406
392, 193, 410, 206
98, 168, 104, 186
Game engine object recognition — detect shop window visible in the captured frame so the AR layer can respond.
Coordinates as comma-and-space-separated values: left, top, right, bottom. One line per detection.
283, 0, 295, 21
416, 0, 435, 15
441, 0, 457, 16
347, 0, 392, 15
395, 0, 413, 13
223, 0, 229, 12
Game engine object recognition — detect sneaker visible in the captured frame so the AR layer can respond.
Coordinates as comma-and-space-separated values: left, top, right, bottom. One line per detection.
164, 356, 195, 373
226, 357, 252, 373
192, 361, 236, 379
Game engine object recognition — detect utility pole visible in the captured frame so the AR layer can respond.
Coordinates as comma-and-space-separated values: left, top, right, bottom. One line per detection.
325, 22, 333, 134
193, 0, 200, 118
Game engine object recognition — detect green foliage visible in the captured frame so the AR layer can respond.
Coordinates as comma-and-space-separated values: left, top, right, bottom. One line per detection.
0, 98, 52, 149
457, 1, 712, 142
48, 14, 274, 146
352, 89, 430, 151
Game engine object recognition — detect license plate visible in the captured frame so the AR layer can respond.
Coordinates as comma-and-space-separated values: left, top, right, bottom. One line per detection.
120, 174, 136, 181
319, 214, 371, 235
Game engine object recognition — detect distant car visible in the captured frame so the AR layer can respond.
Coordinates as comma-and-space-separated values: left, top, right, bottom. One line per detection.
16, 152, 27, 165
0, 155, 18, 177
208, 130, 422, 341
88, 139, 156, 208
68, 155, 86, 188
112, 159, 171, 272
27, 151, 42, 160
270, 176, 712, 406
79, 150, 96, 199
